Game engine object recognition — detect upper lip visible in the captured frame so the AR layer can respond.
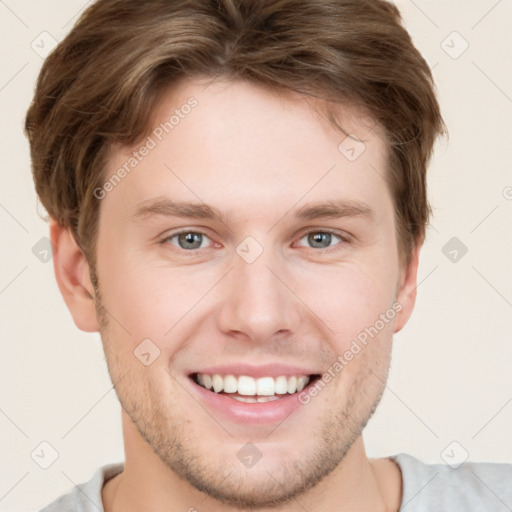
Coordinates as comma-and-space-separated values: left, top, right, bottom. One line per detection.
189, 363, 320, 378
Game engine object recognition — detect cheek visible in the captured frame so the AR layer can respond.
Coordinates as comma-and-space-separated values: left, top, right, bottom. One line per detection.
96, 222, 399, 351
295, 262, 398, 346
95, 248, 218, 343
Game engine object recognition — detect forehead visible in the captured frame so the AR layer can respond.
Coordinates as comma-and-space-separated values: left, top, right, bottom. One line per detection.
102, 77, 392, 227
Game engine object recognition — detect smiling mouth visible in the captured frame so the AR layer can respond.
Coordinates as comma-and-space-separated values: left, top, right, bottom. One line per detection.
191, 373, 320, 403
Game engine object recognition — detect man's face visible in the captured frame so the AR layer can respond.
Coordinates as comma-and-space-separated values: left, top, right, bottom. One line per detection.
92, 78, 411, 507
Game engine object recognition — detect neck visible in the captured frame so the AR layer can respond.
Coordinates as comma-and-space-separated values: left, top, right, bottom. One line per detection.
103, 410, 402, 512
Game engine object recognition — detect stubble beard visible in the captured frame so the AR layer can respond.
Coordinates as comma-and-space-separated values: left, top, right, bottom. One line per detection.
90, 270, 388, 509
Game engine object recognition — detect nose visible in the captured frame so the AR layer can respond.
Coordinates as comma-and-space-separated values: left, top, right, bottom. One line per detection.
215, 244, 302, 344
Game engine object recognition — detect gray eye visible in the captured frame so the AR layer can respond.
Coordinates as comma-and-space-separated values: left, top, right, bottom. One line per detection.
176, 232, 205, 250
307, 232, 335, 249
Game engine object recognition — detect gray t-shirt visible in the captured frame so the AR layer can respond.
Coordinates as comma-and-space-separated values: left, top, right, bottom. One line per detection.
39, 453, 512, 511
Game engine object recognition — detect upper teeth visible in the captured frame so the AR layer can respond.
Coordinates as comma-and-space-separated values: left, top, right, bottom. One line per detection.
196, 374, 310, 395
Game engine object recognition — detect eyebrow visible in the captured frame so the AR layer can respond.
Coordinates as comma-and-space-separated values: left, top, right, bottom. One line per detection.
132, 198, 375, 223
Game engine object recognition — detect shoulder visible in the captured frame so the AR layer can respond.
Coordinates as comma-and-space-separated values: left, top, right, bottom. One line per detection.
39, 463, 124, 512
391, 452, 512, 511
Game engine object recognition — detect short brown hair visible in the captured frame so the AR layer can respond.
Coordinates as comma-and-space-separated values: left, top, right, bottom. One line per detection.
25, 0, 446, 270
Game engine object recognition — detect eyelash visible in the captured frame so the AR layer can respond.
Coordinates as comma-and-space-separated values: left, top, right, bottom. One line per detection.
160, 228, 351, 253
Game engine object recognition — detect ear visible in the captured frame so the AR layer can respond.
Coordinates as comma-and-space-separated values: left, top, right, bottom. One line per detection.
393, 241, 422, 334
50, 219, 100, 332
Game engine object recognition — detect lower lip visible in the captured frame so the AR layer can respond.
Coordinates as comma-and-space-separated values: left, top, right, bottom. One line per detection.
188, 378, 312, 425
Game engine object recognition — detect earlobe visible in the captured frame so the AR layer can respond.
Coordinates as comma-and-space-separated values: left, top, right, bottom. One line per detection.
393, 242, 422, 334
50, 220, 100, 332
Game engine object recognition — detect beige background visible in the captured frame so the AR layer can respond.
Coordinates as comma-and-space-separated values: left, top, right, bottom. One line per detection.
1, 0, 511, 510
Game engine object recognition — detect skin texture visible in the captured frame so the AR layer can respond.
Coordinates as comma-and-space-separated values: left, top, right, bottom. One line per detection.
51, 77, 419, 512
